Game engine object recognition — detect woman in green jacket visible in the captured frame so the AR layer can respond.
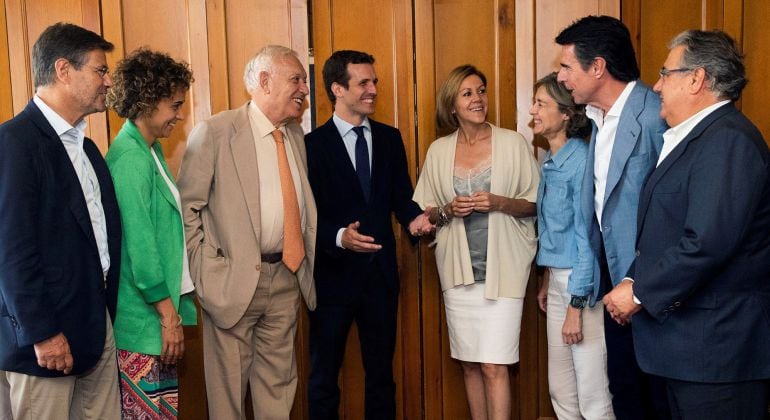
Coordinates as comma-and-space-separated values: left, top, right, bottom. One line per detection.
105, 48, 196, 420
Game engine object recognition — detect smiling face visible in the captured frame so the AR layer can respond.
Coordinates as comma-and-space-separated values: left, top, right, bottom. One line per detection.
137, 89, 187, 141
263, 55, 309, 124
529, 85, 569, 140
333, 63, 378, 124
68, 49, 112, 118
556, 44, 598, 106
453, 74, 488, 126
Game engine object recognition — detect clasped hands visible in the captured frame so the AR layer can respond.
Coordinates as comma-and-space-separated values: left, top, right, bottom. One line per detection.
602, 279, 641, 325
446, 191, 499, 217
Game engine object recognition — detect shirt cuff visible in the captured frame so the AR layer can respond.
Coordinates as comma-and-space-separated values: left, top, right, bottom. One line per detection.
336, 228, 345, 249
624, 277, 642, 305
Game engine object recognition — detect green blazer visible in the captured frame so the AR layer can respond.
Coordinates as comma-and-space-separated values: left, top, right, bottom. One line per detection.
105, 120, 197, 356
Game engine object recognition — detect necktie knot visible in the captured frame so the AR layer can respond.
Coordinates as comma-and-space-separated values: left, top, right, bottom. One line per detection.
271, 129, 285, 144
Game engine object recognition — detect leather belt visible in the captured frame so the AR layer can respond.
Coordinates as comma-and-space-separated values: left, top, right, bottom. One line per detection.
261, 252, 283, 264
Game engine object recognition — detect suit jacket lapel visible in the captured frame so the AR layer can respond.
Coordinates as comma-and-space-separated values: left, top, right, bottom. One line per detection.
26, 101, 99, 251
369, 121, 387, 200
321, 119, 368, 202
229, 105, 262, 240
637, 103, 737, 234
604, 83, 644, 209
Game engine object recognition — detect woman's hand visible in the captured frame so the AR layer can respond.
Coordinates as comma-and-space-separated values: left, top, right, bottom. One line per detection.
537, 276, 549, 312
447, 196, 475, 218
155, 298, 185, 366
469, 191, 501, 213
562, 306, 584, 345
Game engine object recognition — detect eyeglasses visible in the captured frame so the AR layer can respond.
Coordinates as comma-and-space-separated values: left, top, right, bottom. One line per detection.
659, 67, 692, 78
87, 65, 110, 78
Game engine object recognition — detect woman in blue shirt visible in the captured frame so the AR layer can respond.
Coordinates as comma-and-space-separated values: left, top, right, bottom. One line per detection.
532, 73, 614, 419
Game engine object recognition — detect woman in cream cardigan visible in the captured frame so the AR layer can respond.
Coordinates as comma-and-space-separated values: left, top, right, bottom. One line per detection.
413, 65, 540, 420
105, 49, 197, 419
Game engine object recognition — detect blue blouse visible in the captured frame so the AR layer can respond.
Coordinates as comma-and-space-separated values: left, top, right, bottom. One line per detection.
536, 138, 595, 298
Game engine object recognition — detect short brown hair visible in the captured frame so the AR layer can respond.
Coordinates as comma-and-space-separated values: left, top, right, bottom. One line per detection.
533, 72, 590, 139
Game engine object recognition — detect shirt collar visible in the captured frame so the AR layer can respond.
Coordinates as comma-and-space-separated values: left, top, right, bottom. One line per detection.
332, 113, 371, 138
546, 137, 581, 168
663, 100, 730, 143
33, 95, 87, 140
248, 101, 284, 137
586, 80, 637, 126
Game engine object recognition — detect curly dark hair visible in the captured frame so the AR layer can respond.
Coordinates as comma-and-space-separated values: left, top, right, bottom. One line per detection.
107, 48, 193, 120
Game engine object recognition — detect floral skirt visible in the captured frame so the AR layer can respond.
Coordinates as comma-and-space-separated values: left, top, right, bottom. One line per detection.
118, 349, 179, 420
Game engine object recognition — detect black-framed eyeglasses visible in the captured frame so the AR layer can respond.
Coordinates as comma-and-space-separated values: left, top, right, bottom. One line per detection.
659, 67, 692, 78
87, 65, 110, 78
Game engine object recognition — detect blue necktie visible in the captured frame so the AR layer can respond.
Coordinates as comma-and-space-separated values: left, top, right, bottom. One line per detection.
353, 126, 371, 202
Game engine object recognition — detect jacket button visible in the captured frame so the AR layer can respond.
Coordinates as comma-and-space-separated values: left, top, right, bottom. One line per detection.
635, 249, 641, 257
255, 264, 261, 271
673, 302, 681, 307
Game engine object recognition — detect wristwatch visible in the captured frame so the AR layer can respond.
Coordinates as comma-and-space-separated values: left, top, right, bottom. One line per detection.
569, 295, 588, 310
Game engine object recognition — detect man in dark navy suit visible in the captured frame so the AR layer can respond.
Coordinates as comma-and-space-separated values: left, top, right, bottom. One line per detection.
0, 23, 121, 419
305, 50, 432, 420
604, 30, 770, 419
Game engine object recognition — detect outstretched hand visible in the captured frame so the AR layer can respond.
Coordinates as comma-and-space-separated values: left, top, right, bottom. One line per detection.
409, 211, 435, 236
341, 221, 382, 253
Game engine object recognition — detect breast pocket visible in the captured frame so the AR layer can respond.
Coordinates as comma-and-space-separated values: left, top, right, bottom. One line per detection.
542, 181, 573, 233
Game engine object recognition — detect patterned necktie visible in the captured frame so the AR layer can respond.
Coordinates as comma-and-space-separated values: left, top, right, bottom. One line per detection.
353, 126, 371, 202
272, 129, 304, 273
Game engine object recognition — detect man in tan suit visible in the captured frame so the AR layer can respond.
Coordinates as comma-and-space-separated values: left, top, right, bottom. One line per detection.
177, 45, 316, 419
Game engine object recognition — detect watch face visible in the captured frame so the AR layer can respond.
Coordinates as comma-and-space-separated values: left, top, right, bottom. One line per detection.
570, 296, 587, 309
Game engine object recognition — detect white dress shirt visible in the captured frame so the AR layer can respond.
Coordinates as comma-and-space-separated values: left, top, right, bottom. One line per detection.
33, 95, 110, 275
247, 101, 306, 254
657, 100, 730, 166
331, 114, 373, 248
586, 81, 636, 227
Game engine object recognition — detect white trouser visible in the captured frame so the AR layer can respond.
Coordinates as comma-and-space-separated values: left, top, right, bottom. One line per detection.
546, 267, 614, 420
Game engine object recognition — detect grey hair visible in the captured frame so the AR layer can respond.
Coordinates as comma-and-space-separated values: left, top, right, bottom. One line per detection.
243, 45, 299, 92
669, 30, 747, 101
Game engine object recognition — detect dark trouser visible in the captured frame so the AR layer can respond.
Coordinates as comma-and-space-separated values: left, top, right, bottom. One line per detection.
600, 246, 670, 420
666, 378, 770, 420
308, 268, 398, 420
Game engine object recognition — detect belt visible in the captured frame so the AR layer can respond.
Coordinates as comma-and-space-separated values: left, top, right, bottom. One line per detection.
261, 252, 283, 264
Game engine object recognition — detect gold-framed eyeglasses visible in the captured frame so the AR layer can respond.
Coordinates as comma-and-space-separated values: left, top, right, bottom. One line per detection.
659, 67, 692, 78
87, 65, 110, 78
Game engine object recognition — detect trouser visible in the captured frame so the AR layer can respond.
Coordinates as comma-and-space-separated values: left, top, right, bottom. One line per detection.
546, 267, 614, 420
201, 261, 301, 420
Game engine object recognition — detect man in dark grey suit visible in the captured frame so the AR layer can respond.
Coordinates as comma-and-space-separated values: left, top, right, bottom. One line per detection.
604, 29, 770, 419
555, 15, 668, 419
0, 23, 121, 419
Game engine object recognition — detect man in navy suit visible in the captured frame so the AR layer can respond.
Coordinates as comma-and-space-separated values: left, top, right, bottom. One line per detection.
0, 23, 121, 419
556, 15, 668, 419
604, 29, 770, 419
305, 50, 432, 420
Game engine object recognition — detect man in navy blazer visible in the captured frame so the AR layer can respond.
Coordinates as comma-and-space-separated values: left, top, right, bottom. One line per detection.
0, 23, 121, 418
556, 16, 668, 419
604, 29, 770, 419
305, 50, 431, 419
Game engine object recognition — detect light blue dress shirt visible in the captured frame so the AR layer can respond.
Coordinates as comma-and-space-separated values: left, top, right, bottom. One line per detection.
536, 138, 595, 298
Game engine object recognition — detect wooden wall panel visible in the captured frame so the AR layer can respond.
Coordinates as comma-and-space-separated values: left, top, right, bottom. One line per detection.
741, 1, 770, 145
0, 0, 13, 122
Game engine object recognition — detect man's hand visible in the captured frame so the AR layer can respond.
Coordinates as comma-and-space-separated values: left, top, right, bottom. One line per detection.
34, 332, 73, 374
409, 211, 435, 236
562, 306, 584, 345
602, 279, 641, 325
341, 221, 382, 253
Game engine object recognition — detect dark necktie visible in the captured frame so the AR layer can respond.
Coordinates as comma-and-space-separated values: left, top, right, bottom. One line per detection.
353, 126, 371, 202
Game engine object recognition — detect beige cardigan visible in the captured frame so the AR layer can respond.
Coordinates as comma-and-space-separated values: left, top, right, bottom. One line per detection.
413, 124, 540, 298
